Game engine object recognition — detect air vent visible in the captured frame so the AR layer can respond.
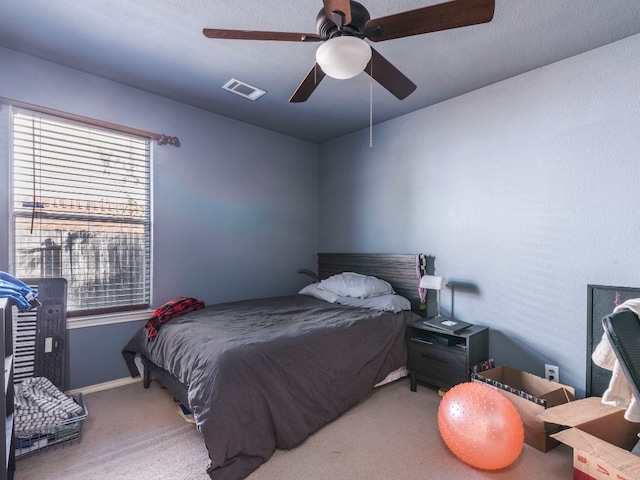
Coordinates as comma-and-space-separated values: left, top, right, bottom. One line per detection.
222, 78, 266, 101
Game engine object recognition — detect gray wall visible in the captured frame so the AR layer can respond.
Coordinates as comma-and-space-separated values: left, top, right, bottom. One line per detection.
0, 48, 318, 389
318, 34, 640, 397
2, 33, 639, 395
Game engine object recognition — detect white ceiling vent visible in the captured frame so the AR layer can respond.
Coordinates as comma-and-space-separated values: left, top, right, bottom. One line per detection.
222, 78, 266, 101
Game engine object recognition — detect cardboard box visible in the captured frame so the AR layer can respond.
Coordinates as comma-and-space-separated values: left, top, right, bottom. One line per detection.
540, 397, 640, 480
472, 365, 575, 452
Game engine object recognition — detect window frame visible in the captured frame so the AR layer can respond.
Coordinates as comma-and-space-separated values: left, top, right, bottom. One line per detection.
9, 107, 153, 321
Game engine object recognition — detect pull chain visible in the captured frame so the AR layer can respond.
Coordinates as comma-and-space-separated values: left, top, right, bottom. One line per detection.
369, 59, 373, 148
30, 117, 38, 233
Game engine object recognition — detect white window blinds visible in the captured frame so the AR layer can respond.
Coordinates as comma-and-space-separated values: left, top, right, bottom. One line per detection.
11, 109, 151, 316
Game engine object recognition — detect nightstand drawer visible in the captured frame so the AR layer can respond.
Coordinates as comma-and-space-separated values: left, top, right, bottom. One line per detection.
408, 341, 467, 379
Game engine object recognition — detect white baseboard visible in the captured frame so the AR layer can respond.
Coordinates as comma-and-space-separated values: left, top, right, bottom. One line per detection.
67, 376, 141, 396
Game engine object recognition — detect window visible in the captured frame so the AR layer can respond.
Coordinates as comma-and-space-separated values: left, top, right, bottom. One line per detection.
11, 109, 151, 316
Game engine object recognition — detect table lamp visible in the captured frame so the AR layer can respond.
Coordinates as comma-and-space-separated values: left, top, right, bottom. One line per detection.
419, 275, 446, 318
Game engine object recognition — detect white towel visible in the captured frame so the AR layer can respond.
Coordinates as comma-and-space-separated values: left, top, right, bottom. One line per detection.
592, 298, 640, 422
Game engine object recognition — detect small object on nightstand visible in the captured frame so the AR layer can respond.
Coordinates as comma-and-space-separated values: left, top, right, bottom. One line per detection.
423, 315, 473, 334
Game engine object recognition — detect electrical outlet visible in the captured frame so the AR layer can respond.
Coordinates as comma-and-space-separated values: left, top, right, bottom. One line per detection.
545, 364, 559, 383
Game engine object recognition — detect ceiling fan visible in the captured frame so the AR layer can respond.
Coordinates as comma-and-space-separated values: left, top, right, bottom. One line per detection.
203, 0, 495, 103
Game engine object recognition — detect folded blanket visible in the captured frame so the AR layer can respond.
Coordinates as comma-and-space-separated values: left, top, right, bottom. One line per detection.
144, 296, 205, 341
592, 298, 640, 422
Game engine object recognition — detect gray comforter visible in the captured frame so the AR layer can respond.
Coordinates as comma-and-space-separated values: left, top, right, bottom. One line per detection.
123, 294, 417, 480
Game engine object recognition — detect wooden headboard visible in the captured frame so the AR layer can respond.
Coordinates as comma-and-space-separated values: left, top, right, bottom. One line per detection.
317, 253, 435, 316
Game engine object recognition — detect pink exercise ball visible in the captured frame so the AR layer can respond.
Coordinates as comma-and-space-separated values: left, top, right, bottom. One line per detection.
437, 382, 524, 470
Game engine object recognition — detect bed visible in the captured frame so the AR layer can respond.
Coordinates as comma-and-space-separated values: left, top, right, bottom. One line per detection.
122, 253, 434, 480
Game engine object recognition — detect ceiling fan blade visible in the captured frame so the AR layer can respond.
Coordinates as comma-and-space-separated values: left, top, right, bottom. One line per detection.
365, 0, 494, 42
364, 48, 416, 100
323, 0, 352, 27
203, 28, 321, 42
289, 64, 327, 103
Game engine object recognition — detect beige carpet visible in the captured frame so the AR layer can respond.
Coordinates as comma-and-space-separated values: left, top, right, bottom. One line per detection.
14, 379, 573, 480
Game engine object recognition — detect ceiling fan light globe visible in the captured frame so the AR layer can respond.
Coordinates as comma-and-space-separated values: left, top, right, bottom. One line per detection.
315, 36, 372, 80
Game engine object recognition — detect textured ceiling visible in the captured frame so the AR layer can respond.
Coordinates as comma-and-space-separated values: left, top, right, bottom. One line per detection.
1, 0, 640, 143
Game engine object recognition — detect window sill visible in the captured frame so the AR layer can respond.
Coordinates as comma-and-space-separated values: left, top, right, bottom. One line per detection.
68, 309, 152, 329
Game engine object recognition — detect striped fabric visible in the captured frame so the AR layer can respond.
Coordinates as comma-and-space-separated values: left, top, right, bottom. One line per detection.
14, 377, 83, 436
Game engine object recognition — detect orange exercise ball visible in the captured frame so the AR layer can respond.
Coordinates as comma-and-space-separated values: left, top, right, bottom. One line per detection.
437, 382, 524, 470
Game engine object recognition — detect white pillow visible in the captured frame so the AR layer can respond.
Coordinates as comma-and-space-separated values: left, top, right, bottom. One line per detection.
317, 272, 394, 299
298, 283, 340, 304
336, 294, 411, 313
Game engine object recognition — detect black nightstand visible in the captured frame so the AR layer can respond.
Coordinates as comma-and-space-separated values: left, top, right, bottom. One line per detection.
407, 318, 489, 391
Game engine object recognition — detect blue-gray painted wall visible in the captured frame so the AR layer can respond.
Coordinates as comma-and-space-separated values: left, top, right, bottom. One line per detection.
0, 47, 318, 389
318, 34, 640, 397
2, 33, 640, 396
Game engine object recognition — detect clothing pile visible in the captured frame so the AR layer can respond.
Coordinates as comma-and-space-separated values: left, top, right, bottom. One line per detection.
0, 271, 40, 311
144, 296, 205, 341
14, 377, 84, 436
592, 298, 640, 422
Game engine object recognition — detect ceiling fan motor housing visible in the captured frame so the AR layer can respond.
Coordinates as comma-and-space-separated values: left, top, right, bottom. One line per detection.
316, 1, 370, 39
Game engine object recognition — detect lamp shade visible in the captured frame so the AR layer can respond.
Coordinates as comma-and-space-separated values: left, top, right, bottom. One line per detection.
315, 36, 372, 80
419, 275, 446, 290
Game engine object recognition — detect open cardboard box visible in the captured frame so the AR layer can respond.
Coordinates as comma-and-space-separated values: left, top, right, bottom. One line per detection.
472, 366, 575, 452
540, 396, 640, 480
